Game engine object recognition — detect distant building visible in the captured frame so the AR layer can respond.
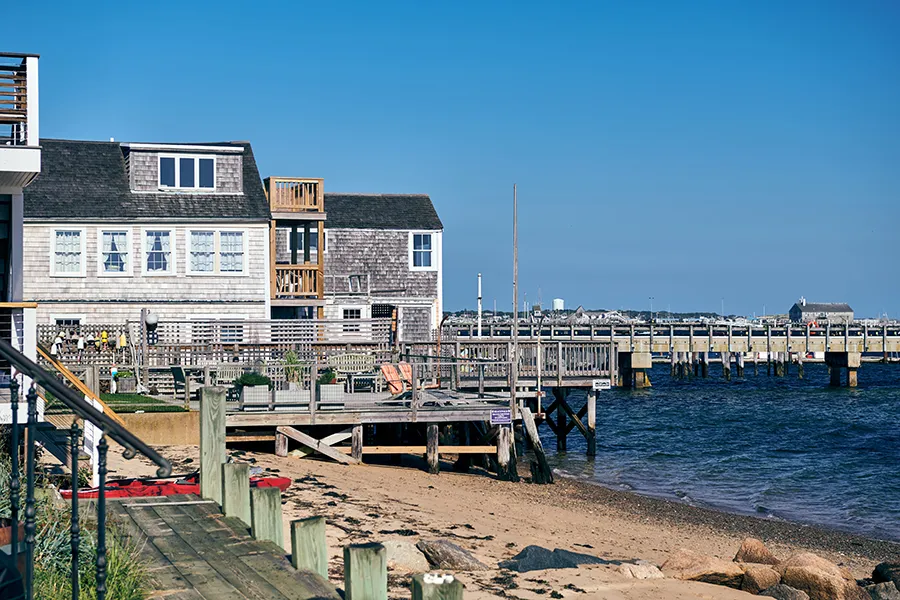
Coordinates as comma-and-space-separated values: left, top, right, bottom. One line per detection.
789, 297, 853, 324
552, 298, 565, 311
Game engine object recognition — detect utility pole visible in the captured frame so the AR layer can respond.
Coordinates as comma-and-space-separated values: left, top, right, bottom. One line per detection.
511, 184, 518, 417
477, 273, 483, 337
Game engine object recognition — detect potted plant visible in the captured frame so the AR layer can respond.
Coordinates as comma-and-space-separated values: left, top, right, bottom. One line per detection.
114, 369, 137, 393
316, 367, 343, 407
234, 372, 273, 405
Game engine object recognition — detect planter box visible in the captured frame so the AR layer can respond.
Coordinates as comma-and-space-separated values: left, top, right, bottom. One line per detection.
241, 385, 271, 406
117, 376, 137, 393
317, 383, 344, 408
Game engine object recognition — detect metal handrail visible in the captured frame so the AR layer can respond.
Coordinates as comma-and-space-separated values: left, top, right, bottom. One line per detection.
0, 339, 172, 477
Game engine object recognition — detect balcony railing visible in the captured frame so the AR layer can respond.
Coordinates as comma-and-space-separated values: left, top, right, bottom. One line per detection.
0, 53, 38, 147
273, 264, 322, 298
265, 177, 324, 213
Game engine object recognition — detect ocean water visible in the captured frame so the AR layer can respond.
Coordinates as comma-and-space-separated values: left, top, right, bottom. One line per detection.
539, 362, 900, 542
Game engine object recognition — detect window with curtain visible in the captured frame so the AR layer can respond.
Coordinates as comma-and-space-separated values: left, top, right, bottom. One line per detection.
101, 230, 129, 273
219, 231, 244, 272
53, 230, 83, 274
145, 230, 172, 273
189, 231, 215, 272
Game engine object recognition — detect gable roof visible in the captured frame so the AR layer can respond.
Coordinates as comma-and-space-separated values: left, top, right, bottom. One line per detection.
23, 139, 270, 221
792, 302, 853, 313
324, 193, 442, 230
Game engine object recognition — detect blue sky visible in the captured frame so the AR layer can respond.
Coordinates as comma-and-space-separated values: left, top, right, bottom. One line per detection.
8, 1, 899, 317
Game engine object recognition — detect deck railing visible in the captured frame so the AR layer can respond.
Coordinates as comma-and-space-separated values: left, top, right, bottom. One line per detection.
265, 177, 324, 213
274, 264, 321, 298
0, 53, 37, 147
0, 338, 171, 599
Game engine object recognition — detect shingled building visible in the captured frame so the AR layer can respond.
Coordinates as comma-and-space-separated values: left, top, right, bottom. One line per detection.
322, 193, 443, 342
789, 297, 854, 325
23, 139, 272, 325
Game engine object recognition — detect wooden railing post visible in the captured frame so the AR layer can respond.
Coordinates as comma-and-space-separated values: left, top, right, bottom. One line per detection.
411, 573, 464, 600
199, 386, 226, 505
291, 516, 328, 576
222, 463, 251, 525
344, 543, 387, 600
251, 487, 284, 549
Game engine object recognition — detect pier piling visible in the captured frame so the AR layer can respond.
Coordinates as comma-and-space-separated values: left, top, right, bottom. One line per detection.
723, 351, 731, 381
586, 392, 597, 457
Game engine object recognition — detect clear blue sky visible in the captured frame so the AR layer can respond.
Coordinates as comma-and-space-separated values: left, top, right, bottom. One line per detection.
8, 1, 899, 317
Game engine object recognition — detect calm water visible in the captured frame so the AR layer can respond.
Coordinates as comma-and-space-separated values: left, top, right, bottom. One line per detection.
540, 362, 900, 542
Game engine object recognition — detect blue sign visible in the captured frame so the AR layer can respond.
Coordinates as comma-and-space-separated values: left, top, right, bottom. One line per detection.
490, 408, 512, 425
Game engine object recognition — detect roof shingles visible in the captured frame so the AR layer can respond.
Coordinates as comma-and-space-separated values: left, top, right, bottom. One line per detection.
24, 139, 270, 221
324, 193, 442, 230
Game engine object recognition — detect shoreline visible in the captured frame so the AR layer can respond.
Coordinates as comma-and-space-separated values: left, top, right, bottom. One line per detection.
548, 468, 900, 563
107, 446, 898, 598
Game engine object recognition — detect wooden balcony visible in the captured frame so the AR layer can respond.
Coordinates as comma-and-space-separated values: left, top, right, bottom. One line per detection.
265, 177, 324, 215
272, 264, 323, 299
0, 53, 40, 188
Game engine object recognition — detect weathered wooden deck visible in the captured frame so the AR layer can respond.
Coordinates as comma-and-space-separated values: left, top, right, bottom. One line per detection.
109, 494, 338, 600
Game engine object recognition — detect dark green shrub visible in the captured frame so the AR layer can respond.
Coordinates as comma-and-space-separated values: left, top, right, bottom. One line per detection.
233, 372, 273, 390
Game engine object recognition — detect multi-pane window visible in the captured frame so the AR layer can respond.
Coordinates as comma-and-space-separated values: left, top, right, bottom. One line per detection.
411, 233, 432, 268
53, 230, 83, 275
100, 230, 129, 274
343, 308, 362, 333
188, 230, 245, 274
145, 230, 173, 273
189, 231, 215, 272
159, 156, 215, 189
220, 231, 244, 272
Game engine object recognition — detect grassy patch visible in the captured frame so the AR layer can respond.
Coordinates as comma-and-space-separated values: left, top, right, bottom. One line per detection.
100, 393, 186, 413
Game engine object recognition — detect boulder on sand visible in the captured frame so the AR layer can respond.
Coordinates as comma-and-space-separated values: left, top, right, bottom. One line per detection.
742, 565, 782, 594
661, 548, 744, 588
873, 564, 900, 591
498, 546, 613, 573
416, 539, 489, 571
382, 540, 430, 572
734, 537, 779, 565
775, 552, 867, 600
618, 561, 664, 580
867, 582, 900, 600
760, 584, 810, 600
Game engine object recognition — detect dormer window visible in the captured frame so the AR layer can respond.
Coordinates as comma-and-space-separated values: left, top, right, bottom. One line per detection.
159, 155, 215, 190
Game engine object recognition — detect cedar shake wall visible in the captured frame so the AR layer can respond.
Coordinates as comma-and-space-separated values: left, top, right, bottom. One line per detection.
32, 302, 266, 325
127, 151, 243, 193
23, 222, 269, 324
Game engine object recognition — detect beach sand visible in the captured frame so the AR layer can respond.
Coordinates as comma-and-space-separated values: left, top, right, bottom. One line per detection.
107, 446, 899, 599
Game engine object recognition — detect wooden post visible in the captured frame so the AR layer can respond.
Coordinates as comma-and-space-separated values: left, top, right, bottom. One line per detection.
183, 375, 191, 411
291, 516, 327, 577
723, 351, 731, 381
275, 431, 289, 457
222, 463, 251, 525
555, 388, 567, 452
426, 423, 439, 475
351, 425, 363, 461
496, 425, 518, 482
344, 543, 387, 600
251, 487, 284, 549
520, 407, 553, 484
670, 349, 676, 377
586, 391, 597, 457
200, 386, 226, 505
411, 573, 464, 600
140, 307, 149, 390
797, 352, 804, 379
701, 352, 709, 378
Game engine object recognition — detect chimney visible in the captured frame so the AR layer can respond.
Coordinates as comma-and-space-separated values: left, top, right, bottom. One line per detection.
800, 296, 806, 307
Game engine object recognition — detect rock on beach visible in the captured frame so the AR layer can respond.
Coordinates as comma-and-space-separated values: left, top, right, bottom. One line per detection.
873, 563, 900, 591
416, 539, 490, 571
760, 584, 811, 600
742, 564, 782, 594
734, 537, 780, 565
775, 552, 867, 600
617, 561, 664, 580
867, 582, 900, 600
661, 548, 744, 588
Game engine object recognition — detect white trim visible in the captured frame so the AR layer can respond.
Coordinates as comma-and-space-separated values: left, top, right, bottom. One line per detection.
408, 231, 438, 271
185, 228, 249, 276
140, 227, 177, 276
96, 227, 133, 277
158, 154, 217, 190
122, 143, 244, 153
49, 313, 88, 326
49, 227, 87, 277
436, 230, 443, 330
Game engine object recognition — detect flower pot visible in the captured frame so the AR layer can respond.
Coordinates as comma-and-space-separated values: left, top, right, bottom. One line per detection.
117, 376, 137, 393
317, 383, 344, 409
240, 385, 271, 407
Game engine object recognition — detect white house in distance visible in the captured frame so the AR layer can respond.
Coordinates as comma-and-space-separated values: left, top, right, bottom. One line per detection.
22, 138, 272, 326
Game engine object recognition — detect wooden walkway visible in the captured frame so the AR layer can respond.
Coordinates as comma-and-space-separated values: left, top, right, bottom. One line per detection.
109, 494, 338, 600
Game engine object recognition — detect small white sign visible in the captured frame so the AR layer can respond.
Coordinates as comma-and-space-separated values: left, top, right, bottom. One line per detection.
592, 378, 611, 391
490, 408, 512, 425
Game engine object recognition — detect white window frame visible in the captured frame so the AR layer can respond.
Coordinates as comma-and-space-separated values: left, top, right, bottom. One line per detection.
97, 228, 132, 277
141, 227, 177, 276
50, 228, 87, 277
185, 228, 248, 276
50, 314, 87, 327
408, 231, 437, 271
158, 154, 217, 190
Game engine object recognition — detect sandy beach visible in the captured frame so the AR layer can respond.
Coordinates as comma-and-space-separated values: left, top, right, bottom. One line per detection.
107, 446, 899, 599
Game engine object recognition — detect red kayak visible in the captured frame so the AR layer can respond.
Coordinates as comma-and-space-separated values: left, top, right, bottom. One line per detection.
60, 472, 291, 499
